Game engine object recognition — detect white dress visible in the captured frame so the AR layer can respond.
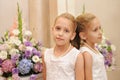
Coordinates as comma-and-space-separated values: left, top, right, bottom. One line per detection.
80, 46, 107, 80
44, 47, 80, 80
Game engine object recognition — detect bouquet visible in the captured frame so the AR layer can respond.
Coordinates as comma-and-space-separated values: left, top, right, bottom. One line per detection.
97, 35, 116, 70
0, 4, 42, 80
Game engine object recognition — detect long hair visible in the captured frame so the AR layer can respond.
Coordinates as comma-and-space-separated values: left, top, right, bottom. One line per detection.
72, 13, 96, 49
71, 22, 84, 49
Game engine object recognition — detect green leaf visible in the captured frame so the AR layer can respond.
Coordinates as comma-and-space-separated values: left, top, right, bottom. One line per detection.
107, 46, 112, 52
4, 31, 9, 40
17, 3, 23, 42
82, 4, 85, 14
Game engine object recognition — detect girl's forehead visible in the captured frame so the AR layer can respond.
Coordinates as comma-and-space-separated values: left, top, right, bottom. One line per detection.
86, 18, 100, 27
55, 17, 74, 27
56, 17, 72, 23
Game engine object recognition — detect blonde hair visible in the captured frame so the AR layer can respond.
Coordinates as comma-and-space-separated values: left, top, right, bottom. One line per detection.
76, 13, 96, 31
72, 13, 97, 49
54, 13, 77, 31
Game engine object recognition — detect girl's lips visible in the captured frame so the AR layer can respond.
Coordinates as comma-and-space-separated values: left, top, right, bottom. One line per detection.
98, 37, 102, 40
56, 37, 64, 40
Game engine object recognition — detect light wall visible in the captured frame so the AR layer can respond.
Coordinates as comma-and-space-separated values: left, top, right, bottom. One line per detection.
29, 0, 50, 47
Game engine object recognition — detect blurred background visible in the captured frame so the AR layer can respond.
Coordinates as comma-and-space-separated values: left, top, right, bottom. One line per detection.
0, 0, 120, 80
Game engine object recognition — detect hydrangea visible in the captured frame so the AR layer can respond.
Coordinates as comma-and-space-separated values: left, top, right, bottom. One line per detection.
18, 59, 33, 75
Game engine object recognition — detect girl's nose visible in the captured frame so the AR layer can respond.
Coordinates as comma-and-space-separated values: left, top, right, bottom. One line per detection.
99, 29, 102, 35
58, 30, 63, 36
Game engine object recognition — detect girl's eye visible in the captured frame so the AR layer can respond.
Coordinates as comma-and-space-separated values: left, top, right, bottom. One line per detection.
65, 29, 70, 33
55, 27, 60, 30
93, 26, 101, 32
93, 28, 97, 32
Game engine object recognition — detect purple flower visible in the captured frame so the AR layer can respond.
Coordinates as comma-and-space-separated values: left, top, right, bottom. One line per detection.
32, 48, 41, 57
32, 48, 38, 54
101, 49, 107, 55
24, 41, 32, 46
24, 50, 33, 58
105, 40, 111, 45
30, 74, 37, 80
12, 68, 19, 74
37, 41, 42, 46
11, 54, 20, 64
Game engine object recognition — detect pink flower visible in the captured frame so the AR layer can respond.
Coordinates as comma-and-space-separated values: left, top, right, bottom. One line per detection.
1, 59, 15, 73
9, 18, 18, 36
33, 62, 42, 73
0, 68, 3, 76
12, 74, 20, 80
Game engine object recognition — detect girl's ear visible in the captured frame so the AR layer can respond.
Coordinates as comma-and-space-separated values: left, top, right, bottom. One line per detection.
79, 32, 86, 40
70, 32, 76, 40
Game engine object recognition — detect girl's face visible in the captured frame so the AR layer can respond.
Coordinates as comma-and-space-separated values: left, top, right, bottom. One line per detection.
52, 17, 75, 46
82, 18, 102, 45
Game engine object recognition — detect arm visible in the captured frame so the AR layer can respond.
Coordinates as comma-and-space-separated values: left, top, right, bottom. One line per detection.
75, 53, 84, 80
42, 50, 46, 80
83, 52, 92, 80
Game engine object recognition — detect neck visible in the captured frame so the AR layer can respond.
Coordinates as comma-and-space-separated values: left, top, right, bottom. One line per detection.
84, 42, 99, 54
54, 43, 71, 57
86, 41, 95, 48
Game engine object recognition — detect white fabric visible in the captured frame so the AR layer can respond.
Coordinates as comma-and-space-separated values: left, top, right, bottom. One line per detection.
44, 47, 80, 80
80, 46, 107, 80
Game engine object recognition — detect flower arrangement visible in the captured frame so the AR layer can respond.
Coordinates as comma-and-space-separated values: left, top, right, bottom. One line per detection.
97, 35, 116, 70
0, 4, 42, 80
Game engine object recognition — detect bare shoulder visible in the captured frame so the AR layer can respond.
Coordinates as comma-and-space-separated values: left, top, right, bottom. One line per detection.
77, 53, 83, 59
82, 51, 92, 64
82, 51, 92, 59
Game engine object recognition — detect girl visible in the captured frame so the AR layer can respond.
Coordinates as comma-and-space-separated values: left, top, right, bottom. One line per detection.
73, 13, 107, 80
42, 13, 84, 80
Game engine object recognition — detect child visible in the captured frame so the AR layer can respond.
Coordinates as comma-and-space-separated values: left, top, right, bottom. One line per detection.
73, 13, 107, 80
42, 13, 84, 80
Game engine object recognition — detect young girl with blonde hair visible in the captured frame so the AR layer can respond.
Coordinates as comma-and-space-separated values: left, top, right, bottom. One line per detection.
42, 13, 84, 80
73, 13, 107, 80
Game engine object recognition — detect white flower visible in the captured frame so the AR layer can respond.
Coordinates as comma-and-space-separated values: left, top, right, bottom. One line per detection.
24, 30, 32, 37
32, 55, 40, 63
9, 48, 19, 55
14, 39, 21, 46
19, 44, 26, 51
26, 46, 33, 51
0, 51, 7, 60
111, 44, 116, 52
9, 36, 21, 46
12, 29, 20, 36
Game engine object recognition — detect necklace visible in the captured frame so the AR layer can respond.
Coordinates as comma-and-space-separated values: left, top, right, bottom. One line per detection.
54, 44, 71, 57
84, 43, 100, 54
